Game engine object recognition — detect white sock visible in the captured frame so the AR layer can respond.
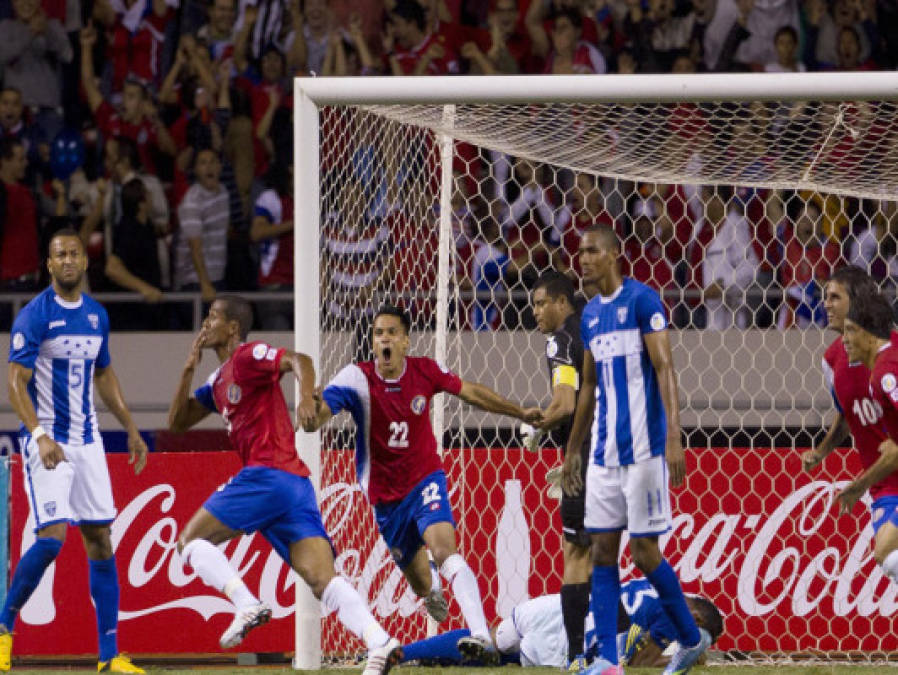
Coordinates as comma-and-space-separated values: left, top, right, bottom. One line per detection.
882, 550, 898, 583
321, 576, 390, 650
430, 562, 442, 593
440, 553, 489, 640
182, 539, 259, 609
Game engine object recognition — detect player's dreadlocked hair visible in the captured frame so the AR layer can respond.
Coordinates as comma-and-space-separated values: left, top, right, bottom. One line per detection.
218, 295, 255, 340
829, 265, 881, 304
690, 595, 724, 644
533, 270, 576, 308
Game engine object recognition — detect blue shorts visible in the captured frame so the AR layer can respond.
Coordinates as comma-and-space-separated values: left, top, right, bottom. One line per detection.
204, 466, 331, 563
374, 470, 455, 569
870, 496, 898, 534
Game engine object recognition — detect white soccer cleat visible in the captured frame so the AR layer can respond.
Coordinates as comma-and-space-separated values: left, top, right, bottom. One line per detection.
662, 628, 711, 675
219, 602, 272, 649
583, 658, 624, 675
457, 634, 500, 666
424, 589, 449, 623
362, 637, 402, 675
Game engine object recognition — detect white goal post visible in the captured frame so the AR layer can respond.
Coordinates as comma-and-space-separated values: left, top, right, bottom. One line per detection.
293, 72, 898, 668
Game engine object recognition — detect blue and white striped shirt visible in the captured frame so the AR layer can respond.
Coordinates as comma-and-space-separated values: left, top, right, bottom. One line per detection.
581, 278, 668, 467
8, 287, 110, 445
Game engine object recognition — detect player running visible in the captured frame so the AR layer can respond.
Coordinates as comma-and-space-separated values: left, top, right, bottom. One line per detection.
529, 271, 593, 671
305, 304, 543, 665
167, 296, 401, 674
5, 229, 148, 673
836, 292, 898, 584
564, 225, 711, 675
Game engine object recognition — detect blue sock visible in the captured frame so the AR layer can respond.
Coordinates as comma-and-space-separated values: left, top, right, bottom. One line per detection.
0, 537, 62, 630
590, 565, 620, 664
646, 559, 701, 647
402, 628, 470, 663
89, 557, 120, 662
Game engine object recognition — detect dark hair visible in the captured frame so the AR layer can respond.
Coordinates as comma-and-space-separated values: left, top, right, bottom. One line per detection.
48, 227, 85, 253
584, 223, 620, 253
391, 0, 426, 30
120, 178, 147, 221
114, 135, 142, 172
264, 160, 292, 196
533, 270, 576, 307
775, 25, 798, 43
847, 292, 895, 340
0, 136, 22, 162
373, 304, 411, 334
690, 596, 724, 644
0, 86, 22, 99
218, 295, 254, 340
550, 7, 582, 29
828, 265, 879, 303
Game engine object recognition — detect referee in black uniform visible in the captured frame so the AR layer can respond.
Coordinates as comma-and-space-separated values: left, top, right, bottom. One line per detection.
531, 271, 592, 670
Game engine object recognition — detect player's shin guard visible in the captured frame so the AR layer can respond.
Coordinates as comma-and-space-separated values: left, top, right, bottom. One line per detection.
591, 565, 621, 664
89, 557, 120, 662
0, 537, 62, 631
646, 559, 701, 647
439, 554, 490, 640
321, 576, 390, 650
881, 549, 898, 583
181, 539, 258, 609
561, 582, 591, 660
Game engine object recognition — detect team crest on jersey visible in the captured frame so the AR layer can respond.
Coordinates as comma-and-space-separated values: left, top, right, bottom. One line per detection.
253, 344, 268, 360
882, 374, 897, 394
44, 501, 56, 517
88, 313, 99, 329
411, 395, 426, 415
650, 312, 666, 331
546, 336, 558, 358
617, 307, 628, 324
12, 332, 24, 350
227, 384, 242, 404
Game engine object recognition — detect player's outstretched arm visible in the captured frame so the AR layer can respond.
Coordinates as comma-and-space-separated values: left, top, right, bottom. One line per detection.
302, 392, 333, 433
8, 362, 67, 470
563, 350, 595, 497
644, 329, 686, 487
168, 331, 212, 433
457, 381, 543, 424
838, 438, 898, 514
279, 349, 317, 430
802, 413, 849, 472
539, 381, 577, 431
94, 365, 148, 474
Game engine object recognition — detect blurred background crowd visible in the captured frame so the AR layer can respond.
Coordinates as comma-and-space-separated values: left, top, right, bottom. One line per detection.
0, 0, 897, 332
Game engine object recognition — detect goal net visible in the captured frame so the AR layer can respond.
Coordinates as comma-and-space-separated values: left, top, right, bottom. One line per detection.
294, 73, 898, 666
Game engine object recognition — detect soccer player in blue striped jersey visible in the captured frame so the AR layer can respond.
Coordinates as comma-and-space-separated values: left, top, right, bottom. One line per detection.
5, 229, 148, 673
562, 225, 710, 675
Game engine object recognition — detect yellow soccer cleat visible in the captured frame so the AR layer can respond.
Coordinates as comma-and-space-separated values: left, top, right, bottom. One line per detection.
98, 655, 145, 674
0, 629, 12, 672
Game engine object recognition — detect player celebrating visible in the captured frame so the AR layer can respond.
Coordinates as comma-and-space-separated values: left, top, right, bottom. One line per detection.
836, 293, 898, 582
5, 229, 148, 673
529, 271, 592, 671
563, 225, 711, 675
801, 267, 898, 545
305, 304, 543, 665
398, 578, 723, 669
167, 296, 401, 673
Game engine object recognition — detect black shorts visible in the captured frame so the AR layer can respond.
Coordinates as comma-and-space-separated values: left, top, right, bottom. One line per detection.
560, 489, 590, 548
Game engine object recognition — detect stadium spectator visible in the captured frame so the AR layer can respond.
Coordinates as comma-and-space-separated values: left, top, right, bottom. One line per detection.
804, 0, 878, 69
0, 0, 72, 141
849, 200, 898, 286
80, 22, 177, 172
386, 0, 460, 75
0, 137, 40, 329
551, 172, 615, 279
764, 25, 805, 71
197, 0, 239, 65
173, 148, 230, 303
250, 160, 294, 329
624, 0, 696, 73
0, 87, 51, 182
778, 199, 842, 328
621, 196, 677, 301
528, 8, 606, 74
460, 0, 532, 74
468, 206, 526, 331
699, 185, 762, 329
246, 44, 292, 177
702, 0, 798, 71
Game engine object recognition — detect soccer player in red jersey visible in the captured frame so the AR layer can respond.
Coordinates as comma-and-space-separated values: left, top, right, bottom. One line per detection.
837, 290, 898, 583
306, 305, 543, 665
168, 297, 401, 674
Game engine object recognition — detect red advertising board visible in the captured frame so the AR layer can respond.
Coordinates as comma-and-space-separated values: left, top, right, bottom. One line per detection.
8, 447, 897, 655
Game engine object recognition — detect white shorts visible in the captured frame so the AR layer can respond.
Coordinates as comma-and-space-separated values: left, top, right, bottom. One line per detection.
584, 455, 671, 537
20, 435, 116, 530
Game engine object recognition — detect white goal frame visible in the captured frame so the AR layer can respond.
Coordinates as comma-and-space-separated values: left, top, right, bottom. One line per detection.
291, 72, 898, 669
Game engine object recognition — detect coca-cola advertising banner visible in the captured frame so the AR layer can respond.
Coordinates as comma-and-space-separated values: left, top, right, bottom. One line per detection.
8, 446, 896, 655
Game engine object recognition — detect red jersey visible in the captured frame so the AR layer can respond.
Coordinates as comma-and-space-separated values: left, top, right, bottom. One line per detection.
0, 183, 39, 281
321, 356, 463, 505
824, 336, 898, 500
195, 341, 309, 477
94, 101, 158, 172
